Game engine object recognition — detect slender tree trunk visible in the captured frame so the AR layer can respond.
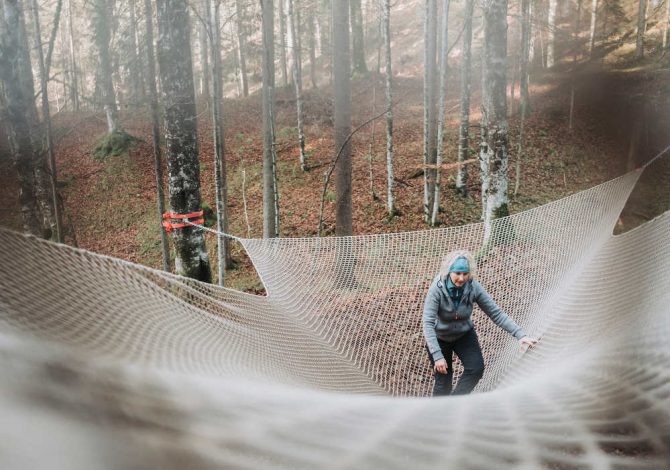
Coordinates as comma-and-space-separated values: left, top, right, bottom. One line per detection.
569, 0, 582, 131
589, 0, 597, 55
480, 0, 510, 243
547, 0, 557, 67
664, 0, 669, 50
261, 0, 278, 238
456, 0, 474, 195
156, 0, 211, 282
30, 0, 63, 242
66, 0, 79, 111
382, 0, 394, 215
92, 0, 120, 132
307, 1, 317, 88
234, 0, 249, 97
198, 14, 210, 100
128, 0, 141, 104
143, 0, 170, 272
636, 0, 647, 58
350, 0, 368, 74
423, 0, 438, 222
207, 0, 230, 285
279, 0, 288, 86
288, 0, 307, 171
431, 0, 450, 226
333, 0, 352, 236
516, 0, 532, 196
318, 0, 332, 86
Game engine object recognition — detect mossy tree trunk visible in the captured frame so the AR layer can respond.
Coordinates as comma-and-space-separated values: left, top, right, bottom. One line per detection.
156, 0, 211, 282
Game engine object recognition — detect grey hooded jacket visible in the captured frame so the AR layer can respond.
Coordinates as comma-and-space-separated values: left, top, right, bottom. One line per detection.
423, 275, 527, 362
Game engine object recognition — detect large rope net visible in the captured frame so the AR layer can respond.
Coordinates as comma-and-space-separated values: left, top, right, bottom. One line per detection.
1, 166, 669, 469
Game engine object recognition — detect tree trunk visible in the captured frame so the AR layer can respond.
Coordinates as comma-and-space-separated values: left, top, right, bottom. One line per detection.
92, 0, 120, 132
0, 0, 46, 237
234, 0, 249, 97
515, 0, 532, 196
206, 0, 230, 285
431, 0, 450, 226
382, 0, 395, 216
333, 0, 352, 236
456, 0, 474, 196
261, 0, 279, 238
589, 0, 598, 55
307, 1, 317, 88
568, 0, 582, 131
318, 0, 332, 86
547, 0, 557, 67
288, 0, 307, 171
635, 0, 647, 58
198, 13, 210, 101
664, 0, 669, 50
66, 0, 79, 111
279, 0, 288, 87
128, 0, 142, 104
350, 0, 368, 74
480, 0, 510, 243
423, 0, 438, 222
156, 0, 211, 282
143, 0, 170, 273
30, 0, 63, 242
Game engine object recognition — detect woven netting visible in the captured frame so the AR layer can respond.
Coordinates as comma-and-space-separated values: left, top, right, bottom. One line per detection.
1, 168, 669, 468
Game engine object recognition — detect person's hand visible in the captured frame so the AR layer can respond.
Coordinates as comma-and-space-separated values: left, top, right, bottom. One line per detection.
519, 336, 539, 350
434, 358, 448, 374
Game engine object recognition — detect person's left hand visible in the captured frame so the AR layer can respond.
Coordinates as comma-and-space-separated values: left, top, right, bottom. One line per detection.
519, 336, 538, 350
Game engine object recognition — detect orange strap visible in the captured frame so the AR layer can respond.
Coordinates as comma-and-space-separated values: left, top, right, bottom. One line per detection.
162, 210, 205, 232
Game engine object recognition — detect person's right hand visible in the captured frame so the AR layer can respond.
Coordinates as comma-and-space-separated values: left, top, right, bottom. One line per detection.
434, 358, 448, 374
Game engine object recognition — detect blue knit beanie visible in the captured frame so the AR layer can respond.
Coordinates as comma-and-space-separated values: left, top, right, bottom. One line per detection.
449, 256, 470, 273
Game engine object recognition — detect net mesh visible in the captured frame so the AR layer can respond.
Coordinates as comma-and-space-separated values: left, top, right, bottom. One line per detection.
1, 168, 669, 468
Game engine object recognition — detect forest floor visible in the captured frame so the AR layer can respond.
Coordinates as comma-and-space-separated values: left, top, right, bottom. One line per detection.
1, 57, 669, 293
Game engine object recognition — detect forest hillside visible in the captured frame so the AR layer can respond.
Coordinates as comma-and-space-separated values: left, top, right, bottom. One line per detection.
1, 0, 669, 291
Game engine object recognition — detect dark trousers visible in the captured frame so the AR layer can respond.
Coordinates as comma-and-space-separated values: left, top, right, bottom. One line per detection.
426, 328, 485, 396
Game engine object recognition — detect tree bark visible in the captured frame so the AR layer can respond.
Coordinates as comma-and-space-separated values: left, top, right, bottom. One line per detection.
350, 0, 368, 74
128, 0, 142, 104
198, 12, 210, 101
143, 0, 170, 272
664, 0, 669, 50
635, 0, 647, 58
423, 0, 438, 222
382, 0, 395, 216
261, 0, 279, 238
480, 0, 510, 243
156, 0, 211, 281
431, 0, 450, 226
65, 0, 79, 111
206, 0, 230, 285
589, 0, 598, 55
456, 0, 474, 196
307, 1, 317, 88
547, 0, 557, 67
568, 0, 582, 131
515, 0, 532, 196
333, 0, 352, 236
279, 0, 288, 86
30, 0, 63, 242
234, 0, 249, 97
92, 0, 120, 133
288, 0, 307, 171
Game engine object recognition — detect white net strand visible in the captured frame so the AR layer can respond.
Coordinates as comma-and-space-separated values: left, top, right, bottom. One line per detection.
1, 167, 669, 468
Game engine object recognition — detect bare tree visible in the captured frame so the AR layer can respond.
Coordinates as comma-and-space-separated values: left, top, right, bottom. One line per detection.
351, 0, 368, 74
287, 0, 307, 171
480, 0, 510, 243
431, 0, 450, 226
382, 0, 395, 216
589, 0, 598, 55
568, 0, 582, 131
423, 0, 438, 223
234, 0, 249, 96
333, 0, 352, 236
635, 0, 647, 58
206, 0, 231, 285
515, 0, 532, 196
91, 0, 120, 133
307, 0, 318, 88
547, 0, 557, 67
65, 0, 79, 110
664, 0, 669, 50
456, 0, 474, 195
142, 0, 170, 272
278, 0, 288, 86
198, 11, 210, 100
261, 0, 279, 238
156, 0, 212, 281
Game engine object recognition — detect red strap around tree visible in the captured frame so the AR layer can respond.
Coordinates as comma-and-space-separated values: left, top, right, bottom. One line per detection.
162, 210, 205, 232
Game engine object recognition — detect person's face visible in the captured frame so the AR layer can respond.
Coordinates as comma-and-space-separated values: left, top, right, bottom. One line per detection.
449, 271, 470, 287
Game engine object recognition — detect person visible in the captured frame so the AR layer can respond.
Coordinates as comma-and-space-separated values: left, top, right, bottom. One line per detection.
422, 250, 538, 396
